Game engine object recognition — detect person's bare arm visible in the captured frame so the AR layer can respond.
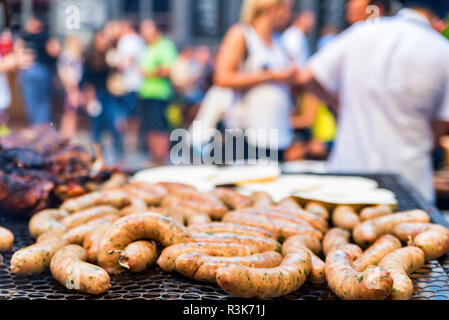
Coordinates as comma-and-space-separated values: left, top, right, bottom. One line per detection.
214, 25, 295, 89
297, 68, 339, 109
291, 93, 320, 129
0, 49, 34, 73
433, 121, 449, 150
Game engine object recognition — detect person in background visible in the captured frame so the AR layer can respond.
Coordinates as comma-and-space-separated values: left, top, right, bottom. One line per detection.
214, 0, 296, 162
281, 10, 316, 68
139, 20, 178, 165
0, 42, 34, 136
297, 0, 449, 202
18, 16, 60, 125
58, 35, 83, 139
317, 25, 339, 51
82, 30, 123, 160
346, 0, 391, 25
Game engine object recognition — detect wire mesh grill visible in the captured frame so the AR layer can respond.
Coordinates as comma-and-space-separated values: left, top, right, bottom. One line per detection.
0, 174, 448, 300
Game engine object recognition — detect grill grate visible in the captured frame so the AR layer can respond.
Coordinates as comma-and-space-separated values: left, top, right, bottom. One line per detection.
0, 174, 449, 300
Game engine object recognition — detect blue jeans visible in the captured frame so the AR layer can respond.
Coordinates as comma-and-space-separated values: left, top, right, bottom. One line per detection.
90, 88, 124, 156
19, 63, 52, 125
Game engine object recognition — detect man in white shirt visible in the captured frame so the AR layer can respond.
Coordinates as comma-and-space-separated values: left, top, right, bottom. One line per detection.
298, 0, 449, 202
281, 10, 316, 68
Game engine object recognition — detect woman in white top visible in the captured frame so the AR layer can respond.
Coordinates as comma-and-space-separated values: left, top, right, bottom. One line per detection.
215, 0, 296, 162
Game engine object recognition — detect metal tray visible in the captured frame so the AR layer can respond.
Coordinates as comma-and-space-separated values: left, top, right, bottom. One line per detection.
1, 174, 448, 300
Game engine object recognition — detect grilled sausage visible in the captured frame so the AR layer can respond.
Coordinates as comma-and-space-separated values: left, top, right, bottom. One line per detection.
191, 233, 281, 254
157, 242, 254, 272
61, 189, 131, 213
216, 251, 312, 299
323, 228, 363, 260
332, 205, 360, 231
360, 205, 393, 222
28, 209, 68, 239
282, 235, 325, 283
63, 215, 118, 245
11, 231, 67, 275
123, 182, 167, 205
305, 202, 329, 220
114, 240, 157, 273
83, 224, 111, 263
50, 245, 111, 295
161, 195, 216, 224
253, 207, 328, 233
210, 188, 253, 210
101, 173, 127, 189
325, 250, 393, 300
147, 206, 185, 225
186, 213, 212, 226
97, 212, 191, 274
353, 235, 402, 272
353, 210, 430, 247
379, 247, 425, 300
187, 222, 275, 239
169, 189, 228, 220
175, 251, 283, 283
250, 192, 274, 207
392, 223, 449, 260
119, 198, 148, 216
0, 226, 14, 252
156, 182, 196, 192
62, 205, 119, 229
223, 211, 323, 242
276, 197, 302, 210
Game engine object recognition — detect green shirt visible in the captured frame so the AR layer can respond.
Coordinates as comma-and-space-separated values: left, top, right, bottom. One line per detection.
138, 37, 178, 100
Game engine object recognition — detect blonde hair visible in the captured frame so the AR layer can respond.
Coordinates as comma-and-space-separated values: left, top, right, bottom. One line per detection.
240, 0, 284, 24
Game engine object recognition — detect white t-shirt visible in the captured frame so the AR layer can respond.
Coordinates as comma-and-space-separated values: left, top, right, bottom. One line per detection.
308, 9, 449, 202
117, 33, 146, 92
0, 56, 11, 111
281, 26, 310, 68
235, 26, 293, 150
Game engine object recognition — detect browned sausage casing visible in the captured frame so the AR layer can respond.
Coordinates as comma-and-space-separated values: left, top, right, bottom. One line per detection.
353, 235, 402, 272
62, 205, 119, 229
305, 202, 329, 220
392, 223, 449, 260
379, 247, 425, 300
254, 207, 328, 233
50, 245, 111, 295
360, 205, 393, 222
223, 211, 323, 242
175, 251, 283, 283
216, 251, 312, 299
322, 228, 363, 260
276, 197, 302, 210
186, 213, 212, 226
158, 242, 254, 272
83, 224, 112, 263
282, 235, 325, 283
97, 212, 191, 274
332, 205, 360, 231
28, 209, 68, 239
210, 188, 253, 210
353, 210, 430, 247
119, 197, 148, 216
235, 208, 316, 230
0, 226, 14, 252
116, 240, 157, 272
63, 215, 118, 245
191, 233, 281, 254
123, 182, 167, 205
187, 222, 275, 239
11, 231, 67, 275
61, 189, 131, 213
250, 192, 274, 207
169, 189, 228, 220
325, 250, 393, 300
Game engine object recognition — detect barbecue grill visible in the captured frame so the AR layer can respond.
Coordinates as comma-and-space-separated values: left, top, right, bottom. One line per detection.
1, 173, 448, 301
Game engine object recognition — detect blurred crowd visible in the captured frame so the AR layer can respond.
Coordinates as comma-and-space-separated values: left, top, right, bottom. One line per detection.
0, 0, 449, 202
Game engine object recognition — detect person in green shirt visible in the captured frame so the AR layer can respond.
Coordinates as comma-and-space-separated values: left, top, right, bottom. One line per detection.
139, 19, 178, 164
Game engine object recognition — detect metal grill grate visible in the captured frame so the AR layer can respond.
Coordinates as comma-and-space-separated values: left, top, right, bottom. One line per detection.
0, 174, 448, 300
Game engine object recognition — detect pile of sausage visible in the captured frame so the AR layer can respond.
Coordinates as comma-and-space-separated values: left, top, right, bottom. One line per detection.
3, 181, 449, 300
